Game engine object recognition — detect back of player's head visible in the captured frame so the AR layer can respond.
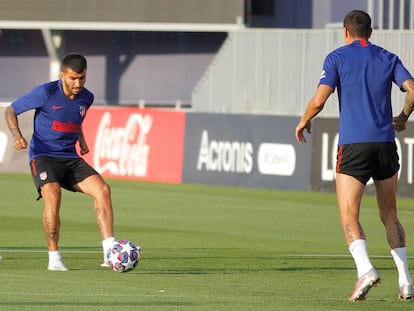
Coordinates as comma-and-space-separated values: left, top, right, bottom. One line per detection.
343, 10, 372, 39
61, 53, 87, 73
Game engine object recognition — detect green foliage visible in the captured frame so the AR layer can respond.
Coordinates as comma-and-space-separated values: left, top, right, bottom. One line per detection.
0, 173, 413, 310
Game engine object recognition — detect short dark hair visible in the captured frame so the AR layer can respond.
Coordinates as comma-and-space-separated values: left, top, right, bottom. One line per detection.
61, 53, 87, 73
343, 10, 371, 38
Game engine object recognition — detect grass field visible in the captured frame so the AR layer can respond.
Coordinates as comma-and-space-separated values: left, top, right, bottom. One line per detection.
1, 173, 414, 310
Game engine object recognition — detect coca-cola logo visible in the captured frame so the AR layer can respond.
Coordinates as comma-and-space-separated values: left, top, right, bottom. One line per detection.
93, 112, 153, 177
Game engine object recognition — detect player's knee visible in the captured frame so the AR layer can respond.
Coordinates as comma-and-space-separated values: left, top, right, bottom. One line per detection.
99, 182, 111, 198
380, 212, 399, 227
41, 183, 61, 202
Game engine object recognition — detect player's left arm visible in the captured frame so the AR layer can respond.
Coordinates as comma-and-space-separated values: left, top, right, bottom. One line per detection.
295, 84, 334, 143
78, 125, 89, 155
393, 78, 414, 132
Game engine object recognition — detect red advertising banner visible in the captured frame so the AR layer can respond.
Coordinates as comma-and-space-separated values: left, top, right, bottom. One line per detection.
81, 106, 185, 183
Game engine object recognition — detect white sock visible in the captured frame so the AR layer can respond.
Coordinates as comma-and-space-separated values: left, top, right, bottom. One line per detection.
102, 237, 116, 259
48, 250, 62, 262
349, 239, 373, 278
391, 247, 413, 287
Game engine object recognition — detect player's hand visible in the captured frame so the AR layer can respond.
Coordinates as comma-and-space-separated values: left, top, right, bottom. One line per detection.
80, 145, 89, 155
13, 137, 28, 150
393, 116, 407, 132
78, 137, 89, 155
295, 120, 312, 143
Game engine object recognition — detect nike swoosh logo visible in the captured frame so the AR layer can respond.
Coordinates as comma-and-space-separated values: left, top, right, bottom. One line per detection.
52, 105, 64, 110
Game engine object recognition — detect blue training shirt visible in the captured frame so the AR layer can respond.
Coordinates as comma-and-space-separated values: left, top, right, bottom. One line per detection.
12, 80, 94, 161
319, 40, 413, 145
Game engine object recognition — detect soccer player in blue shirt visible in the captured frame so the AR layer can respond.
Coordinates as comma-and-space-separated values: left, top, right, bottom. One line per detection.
4, 54, 118, 271
295, 10, 414, 301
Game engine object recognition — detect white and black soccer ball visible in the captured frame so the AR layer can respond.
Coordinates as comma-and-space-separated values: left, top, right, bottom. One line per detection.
107, 240, 141, 272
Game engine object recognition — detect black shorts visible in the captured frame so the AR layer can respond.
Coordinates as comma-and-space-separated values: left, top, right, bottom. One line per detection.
30, 156, 98, 199
336, 142, 399, 185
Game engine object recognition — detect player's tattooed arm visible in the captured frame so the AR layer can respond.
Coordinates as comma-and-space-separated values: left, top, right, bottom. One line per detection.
394, 78, 414, 131
4, 105, 28, 150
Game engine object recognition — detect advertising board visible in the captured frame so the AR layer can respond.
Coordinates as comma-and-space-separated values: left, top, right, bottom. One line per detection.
311, 118, 414, 197
81, 107, 185, 183
0, 107, 32, 173
183, 113, 310, 190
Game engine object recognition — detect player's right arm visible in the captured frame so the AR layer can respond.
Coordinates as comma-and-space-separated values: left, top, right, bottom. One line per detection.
295, 84, 334, 143
4, 105, 28, 150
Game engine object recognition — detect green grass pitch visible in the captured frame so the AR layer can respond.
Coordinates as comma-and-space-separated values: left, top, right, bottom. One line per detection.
1, 173, 414, 310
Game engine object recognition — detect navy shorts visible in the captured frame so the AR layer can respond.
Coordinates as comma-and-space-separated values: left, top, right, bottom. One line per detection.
30, 156, 98, 199
336, 142, 399, 185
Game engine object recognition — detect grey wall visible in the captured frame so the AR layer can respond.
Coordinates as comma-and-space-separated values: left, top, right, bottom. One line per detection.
0, 0, 244, 24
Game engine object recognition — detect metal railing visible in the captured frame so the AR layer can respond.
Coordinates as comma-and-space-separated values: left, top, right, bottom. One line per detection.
192, 28, 414, 117
368, 0, 414, 29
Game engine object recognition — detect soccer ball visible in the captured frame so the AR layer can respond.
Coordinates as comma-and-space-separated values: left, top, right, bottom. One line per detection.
107, 240, 141, 272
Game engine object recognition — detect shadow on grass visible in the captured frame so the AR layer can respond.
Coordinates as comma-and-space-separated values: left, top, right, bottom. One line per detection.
135, 255, 400, 276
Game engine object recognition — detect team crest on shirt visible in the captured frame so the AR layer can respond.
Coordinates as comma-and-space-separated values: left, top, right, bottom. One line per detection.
39, 171, 48, 181
79, 105, 86, 117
